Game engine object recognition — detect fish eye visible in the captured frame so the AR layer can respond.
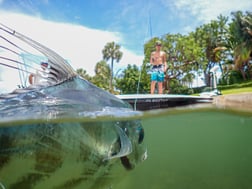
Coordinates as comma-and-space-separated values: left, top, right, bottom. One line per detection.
137, 126, 144, 144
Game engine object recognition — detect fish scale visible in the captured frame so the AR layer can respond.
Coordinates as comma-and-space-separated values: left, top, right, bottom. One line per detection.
0, 23, 147, 189
0, 119, 146, 189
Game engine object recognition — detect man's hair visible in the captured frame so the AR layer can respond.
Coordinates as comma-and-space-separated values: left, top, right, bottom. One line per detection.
41, 62, 48, 67
155, 40, 162, 46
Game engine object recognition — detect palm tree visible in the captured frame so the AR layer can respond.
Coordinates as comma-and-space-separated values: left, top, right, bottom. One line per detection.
102, 42, 123, 92
229, 11, 252, 80
76, 68, 91, 81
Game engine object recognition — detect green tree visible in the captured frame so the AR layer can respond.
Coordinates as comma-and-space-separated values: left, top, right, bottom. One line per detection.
144, 35, 201, 93
192, 15, 230, 86
115, 64, 146, 94
102, 42, 123, 93
76, 68, 92, 81
76, 11, 251, 94
229, 11, 252, 80
92, 60, 110, 90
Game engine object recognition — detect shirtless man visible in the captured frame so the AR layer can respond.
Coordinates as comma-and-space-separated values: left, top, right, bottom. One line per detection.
150, 40, 167, 94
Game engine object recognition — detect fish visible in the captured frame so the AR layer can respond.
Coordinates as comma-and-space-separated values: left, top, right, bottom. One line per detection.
0, 24, 147, 189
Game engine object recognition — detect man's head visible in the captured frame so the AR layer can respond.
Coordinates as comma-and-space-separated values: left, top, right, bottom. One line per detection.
40, 62, 48, 71
41, 62, 48, 68
155, 40, 162, 47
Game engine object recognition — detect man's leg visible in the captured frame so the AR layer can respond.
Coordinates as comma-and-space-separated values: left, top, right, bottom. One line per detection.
150, 72, 157, 94
158, 82, 163, 94
151, 81, 156, 94
157, 71, 164, 94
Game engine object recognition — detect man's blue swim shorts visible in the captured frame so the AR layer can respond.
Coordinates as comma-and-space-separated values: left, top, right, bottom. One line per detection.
150, 65, 165, 82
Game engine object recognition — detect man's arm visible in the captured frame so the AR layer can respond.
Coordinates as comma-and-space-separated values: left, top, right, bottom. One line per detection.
150, 52, 154, 65
29, 74, 34, 84
162, 52, 167, 72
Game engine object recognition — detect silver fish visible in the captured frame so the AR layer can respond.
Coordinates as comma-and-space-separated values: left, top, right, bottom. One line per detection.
0, 24, 147, 189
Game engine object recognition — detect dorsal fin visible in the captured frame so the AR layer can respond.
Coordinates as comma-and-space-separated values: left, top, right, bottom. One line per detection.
0, 23, 77, 92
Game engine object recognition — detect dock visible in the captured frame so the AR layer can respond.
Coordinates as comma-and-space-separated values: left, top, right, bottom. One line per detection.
116, 94, 213, 111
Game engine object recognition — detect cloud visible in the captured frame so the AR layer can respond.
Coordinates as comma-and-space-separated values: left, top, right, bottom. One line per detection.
173, 0, 252, 23
0, 11, 143, 92
0, 11, 143, 73
160, 0, 252, 34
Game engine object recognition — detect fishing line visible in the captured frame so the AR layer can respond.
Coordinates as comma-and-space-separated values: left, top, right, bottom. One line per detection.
133, 10, 153, 110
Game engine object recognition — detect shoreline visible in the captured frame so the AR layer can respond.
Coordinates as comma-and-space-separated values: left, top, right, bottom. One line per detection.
213, 92, 252, 112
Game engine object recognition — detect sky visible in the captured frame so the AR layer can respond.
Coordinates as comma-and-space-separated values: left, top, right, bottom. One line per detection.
0, 0, 252, 91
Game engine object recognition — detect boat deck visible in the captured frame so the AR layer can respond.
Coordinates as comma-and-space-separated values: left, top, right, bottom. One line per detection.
116, 94, 213, 111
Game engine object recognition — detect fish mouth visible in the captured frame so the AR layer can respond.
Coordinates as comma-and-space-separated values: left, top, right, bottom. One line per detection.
103, 126, 132, 162
103, 125, 139, 170
107, 125, 147, 170
120, 156, 134, 170
120, 148, 147, 170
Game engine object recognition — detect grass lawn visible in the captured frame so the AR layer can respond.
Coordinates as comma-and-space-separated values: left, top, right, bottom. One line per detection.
220, 87, 252, 95
192, 85, 252, 96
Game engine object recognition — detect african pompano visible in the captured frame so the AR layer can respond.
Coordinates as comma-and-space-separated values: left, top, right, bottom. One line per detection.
0, 24, 147, 189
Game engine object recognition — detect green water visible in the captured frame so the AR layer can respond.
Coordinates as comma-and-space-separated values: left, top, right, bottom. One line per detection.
114, 108, 252, 189
1, 106, 252, 189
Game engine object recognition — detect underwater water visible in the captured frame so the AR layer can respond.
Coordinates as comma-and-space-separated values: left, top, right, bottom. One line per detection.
1, 103, 252, 189
0, 117, 147, 189
114, 106, 252, 189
